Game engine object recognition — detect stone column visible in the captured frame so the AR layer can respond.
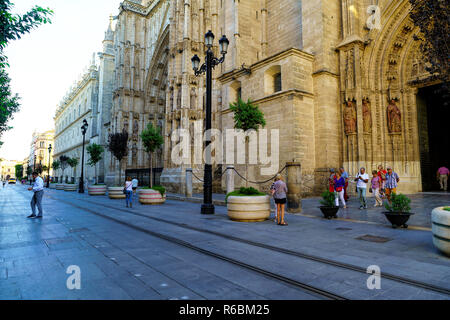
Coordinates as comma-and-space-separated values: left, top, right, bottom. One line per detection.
286, 162, 302, 213
185, 168, 193, 197
226, 165, 234, 194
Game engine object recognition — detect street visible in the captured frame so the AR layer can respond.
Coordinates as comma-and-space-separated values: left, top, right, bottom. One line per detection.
0, 185, 449, 300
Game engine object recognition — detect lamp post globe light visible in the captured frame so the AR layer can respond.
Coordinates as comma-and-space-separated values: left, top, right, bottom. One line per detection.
191, 31, 229, 215
46, 144, 52, 188
79, 119, 88, 193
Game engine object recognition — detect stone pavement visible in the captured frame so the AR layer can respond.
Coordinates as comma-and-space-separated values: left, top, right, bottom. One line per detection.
0, 184, 449, 300
168, 191, 450, 229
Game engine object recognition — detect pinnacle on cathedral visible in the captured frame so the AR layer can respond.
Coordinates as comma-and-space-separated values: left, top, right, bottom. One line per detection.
104, 15, 114, 42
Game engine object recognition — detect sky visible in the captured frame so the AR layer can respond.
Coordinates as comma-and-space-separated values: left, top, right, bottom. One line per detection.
0, 0, 123, 161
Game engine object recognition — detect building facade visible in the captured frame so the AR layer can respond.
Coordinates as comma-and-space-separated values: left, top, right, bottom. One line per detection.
58, 0, 449, 194
28, 130, 54, 179
0, 159, 20, 180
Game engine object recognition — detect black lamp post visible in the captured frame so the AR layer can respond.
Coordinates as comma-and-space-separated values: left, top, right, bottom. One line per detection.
79, 119, 88, 193
46, 144, 52, 188
191, 31, 229, 215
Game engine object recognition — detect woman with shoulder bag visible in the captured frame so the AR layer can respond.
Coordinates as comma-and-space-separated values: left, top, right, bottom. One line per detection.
334, 171, 347, 208
124, 177, 133, 208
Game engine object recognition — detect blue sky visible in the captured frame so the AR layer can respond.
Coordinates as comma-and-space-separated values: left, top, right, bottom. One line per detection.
1, 0, 122, 160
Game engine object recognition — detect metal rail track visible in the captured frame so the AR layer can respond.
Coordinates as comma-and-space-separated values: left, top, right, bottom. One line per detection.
46, 194, 347, 300
48, 192, 450, 297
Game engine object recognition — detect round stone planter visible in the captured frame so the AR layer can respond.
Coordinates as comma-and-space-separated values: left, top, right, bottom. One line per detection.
227, 195, 270, 222
88, 185, 107, 196
64, 184, 77, 192
431, 207, 450, 256
55, 183, 65, 190
49, 184, 57, 189
108, 186, 126, 199
138, 189, 166, 205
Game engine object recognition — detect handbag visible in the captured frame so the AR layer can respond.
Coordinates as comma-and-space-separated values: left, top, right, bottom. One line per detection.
336, 186, 343, 192
369, 188, 373, 193
123, 187, 127, 194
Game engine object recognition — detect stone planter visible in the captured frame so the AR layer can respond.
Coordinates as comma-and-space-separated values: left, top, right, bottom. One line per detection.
108, 186, 126, 199
64, 184, 77, 192
49, 184, 57, 189
431, 207, 450, 256
227, 195, 270, 222
55, 183, 65, 190
88, 185, 107, 196
138, 189, 166, 205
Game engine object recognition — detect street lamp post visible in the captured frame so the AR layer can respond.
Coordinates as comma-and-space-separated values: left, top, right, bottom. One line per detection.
79, 119, 88, 193
191, 31, 229, 215
46, 144, 52, 188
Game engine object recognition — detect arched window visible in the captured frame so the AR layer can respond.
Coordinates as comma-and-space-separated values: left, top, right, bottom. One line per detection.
264, 65, 282, 95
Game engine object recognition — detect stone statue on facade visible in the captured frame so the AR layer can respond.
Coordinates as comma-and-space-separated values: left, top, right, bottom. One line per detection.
190, 88, 197, 110
343, 100, 357, 135
132, 119, 139, 141
362, 98, 372, 133
387, 98, 401, 133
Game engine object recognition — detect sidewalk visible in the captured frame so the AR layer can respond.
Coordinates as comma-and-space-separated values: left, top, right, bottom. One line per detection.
166, 191, 450, 229
1, 185, 449, 300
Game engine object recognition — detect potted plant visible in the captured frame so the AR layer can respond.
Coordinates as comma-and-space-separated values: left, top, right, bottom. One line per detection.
229, 98, 266, 187
383, 193, 414, 228
226, 187, 270, 222
107, 130, 128, 199
319, 190, 339, 219
431, 206, 450, 256
139, 123, 165, 204
86, 143, 106, 196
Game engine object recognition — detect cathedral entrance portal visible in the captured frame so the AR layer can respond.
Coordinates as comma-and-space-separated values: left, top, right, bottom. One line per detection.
417, 84, 450, 191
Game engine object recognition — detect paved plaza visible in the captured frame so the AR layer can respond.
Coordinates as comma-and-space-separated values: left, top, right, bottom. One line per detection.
0, 184, 449, 300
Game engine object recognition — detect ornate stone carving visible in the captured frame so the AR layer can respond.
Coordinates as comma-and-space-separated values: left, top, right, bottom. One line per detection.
387, 98, 402, 133
362, 98, 372, 133
132, 118, 139, 141
343, 99, 357, 135
190, 88, 197, 110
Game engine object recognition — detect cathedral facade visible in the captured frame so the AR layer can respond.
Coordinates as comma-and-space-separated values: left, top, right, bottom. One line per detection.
96, 0, 448, 195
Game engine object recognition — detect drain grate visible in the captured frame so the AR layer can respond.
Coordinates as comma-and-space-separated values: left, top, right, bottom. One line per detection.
356, 234, 392, 243
44, 237, 74, 245
336, 227, 352, 231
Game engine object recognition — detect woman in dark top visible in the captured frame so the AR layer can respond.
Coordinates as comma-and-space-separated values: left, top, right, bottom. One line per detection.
271, 174, 288, 225
334, 171, 347, 208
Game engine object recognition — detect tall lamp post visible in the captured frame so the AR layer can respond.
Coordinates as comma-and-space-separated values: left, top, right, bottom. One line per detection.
46, 144, 52, 188
79, 119, 88, 193
191, 31, 229, 215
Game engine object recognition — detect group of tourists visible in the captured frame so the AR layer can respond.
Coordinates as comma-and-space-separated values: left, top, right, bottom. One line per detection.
329, 165, 400, 210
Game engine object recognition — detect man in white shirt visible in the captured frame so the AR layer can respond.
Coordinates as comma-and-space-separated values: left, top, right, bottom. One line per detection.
354, 167, 369, 210
131, 177, 139, 194
27, 172, 44, 219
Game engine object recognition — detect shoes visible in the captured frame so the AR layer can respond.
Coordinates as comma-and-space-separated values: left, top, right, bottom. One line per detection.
359, 206, 363, 210
343, 206, 347, 209
364, 206, 368, 209
27, 214, 36, 218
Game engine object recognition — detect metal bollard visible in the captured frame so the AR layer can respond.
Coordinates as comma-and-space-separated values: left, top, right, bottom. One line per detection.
186, 168, 193, 198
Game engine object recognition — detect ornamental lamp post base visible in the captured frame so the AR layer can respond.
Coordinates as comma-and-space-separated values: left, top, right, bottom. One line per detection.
201, 203, 215, 215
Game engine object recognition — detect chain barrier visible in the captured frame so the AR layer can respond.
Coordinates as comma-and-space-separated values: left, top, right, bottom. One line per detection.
232, 166, 287, 185
191, 170, 204, 182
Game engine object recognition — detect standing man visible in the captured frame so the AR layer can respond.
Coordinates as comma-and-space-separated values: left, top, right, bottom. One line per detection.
131, 176, 139, 194
354, 167, 369, 210
27, 172, 44, 219
385, 166, 400, 202
437, 166, 449, 191
339, 167, 349, 201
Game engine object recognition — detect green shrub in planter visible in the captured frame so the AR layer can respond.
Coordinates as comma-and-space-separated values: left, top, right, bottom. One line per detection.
226, 187, 265, 203
443, 207, 450, 212
384, 193, 411, 213
320, 190, 336, 207
142, 185, 166, 197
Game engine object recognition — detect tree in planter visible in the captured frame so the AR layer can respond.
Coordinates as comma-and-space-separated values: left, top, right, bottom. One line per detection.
229, 98, 266, 187
86, 143, 104, 185
140, 123, 164, 188
14, 163, 23, 180
52, 160, 60, 183
67, 158, 78, 183
108, 130, 128, 185
59, 155, 69, 183
26, 166, 32, 180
